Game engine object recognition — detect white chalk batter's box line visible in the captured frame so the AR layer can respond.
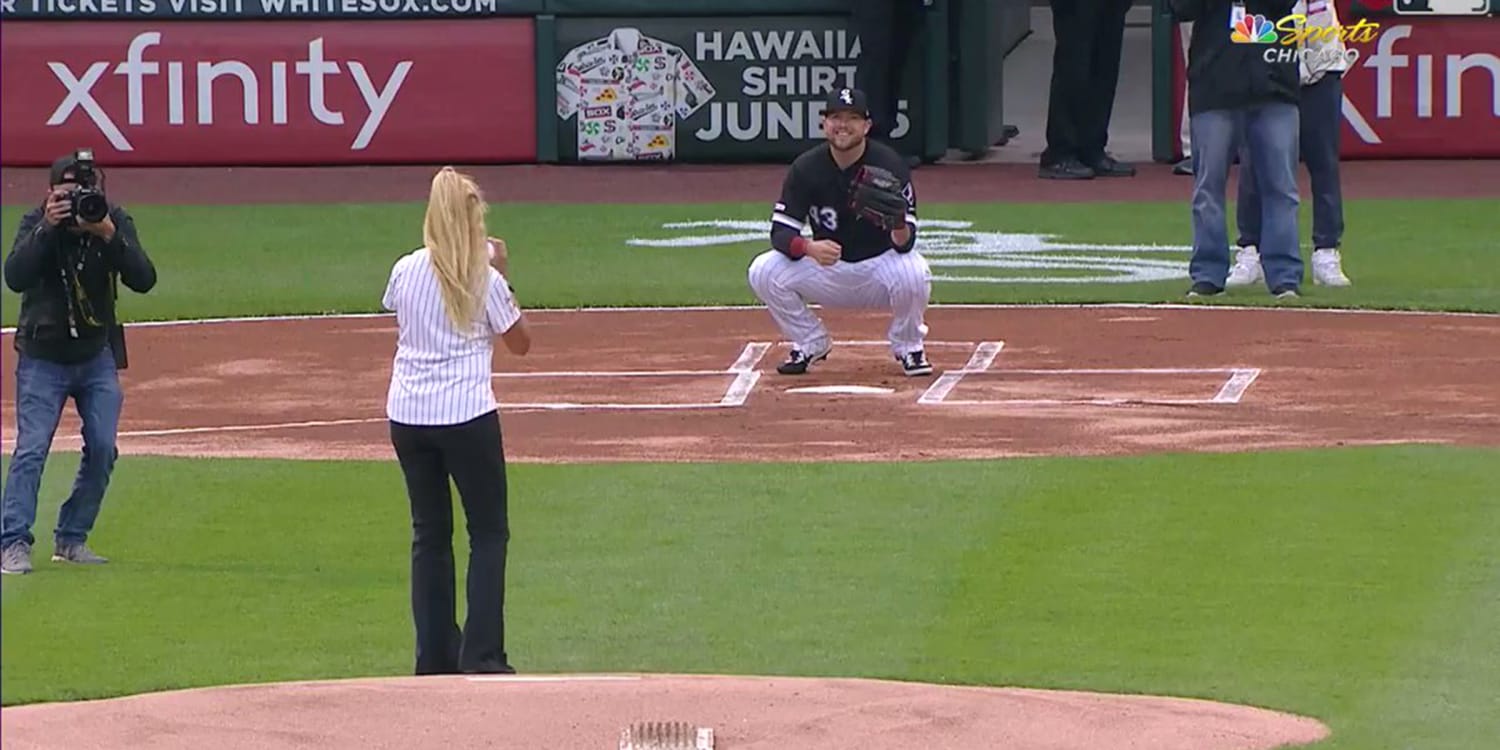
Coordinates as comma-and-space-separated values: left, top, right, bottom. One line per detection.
914, 340, 1262, 406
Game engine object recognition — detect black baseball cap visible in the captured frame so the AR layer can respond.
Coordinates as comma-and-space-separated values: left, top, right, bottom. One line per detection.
50, 154, 81, 184
824, 87, 870, 118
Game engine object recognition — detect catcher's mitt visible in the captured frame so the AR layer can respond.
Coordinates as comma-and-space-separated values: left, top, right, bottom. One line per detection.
848, 165, 908, 231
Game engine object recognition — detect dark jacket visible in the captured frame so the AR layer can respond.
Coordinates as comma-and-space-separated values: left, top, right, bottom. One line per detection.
4, 204, 157, 364
1171, 0, 1301, 114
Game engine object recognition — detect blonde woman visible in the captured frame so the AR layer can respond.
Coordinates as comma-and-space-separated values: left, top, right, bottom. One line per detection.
381, 166, 530, 675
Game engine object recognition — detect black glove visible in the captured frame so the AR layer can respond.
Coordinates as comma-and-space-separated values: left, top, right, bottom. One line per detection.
848, 165, 908, 232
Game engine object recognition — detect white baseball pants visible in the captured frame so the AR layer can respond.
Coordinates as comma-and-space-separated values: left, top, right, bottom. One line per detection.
747, 248, 932, 358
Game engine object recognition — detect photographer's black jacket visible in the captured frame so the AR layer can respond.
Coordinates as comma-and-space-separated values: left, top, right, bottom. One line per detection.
770, 138, 917, 264
5, 204, 157, 364
1170, 0, 1300, 115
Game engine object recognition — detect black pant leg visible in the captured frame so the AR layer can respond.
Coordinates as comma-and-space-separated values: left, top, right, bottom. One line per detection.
390, 420, 461, 676
1042, 0, 1097, 165
436, 411, 513, 674
1078, 0, 1133, 163
853, 0, 899, 139
882, 1, 925, 140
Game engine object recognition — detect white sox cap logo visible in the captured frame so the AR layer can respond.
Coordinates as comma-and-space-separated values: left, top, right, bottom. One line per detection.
839, 89, 853, 105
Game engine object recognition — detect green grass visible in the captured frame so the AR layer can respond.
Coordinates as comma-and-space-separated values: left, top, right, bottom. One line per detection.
3, 446, 1498, 749
5, 198, 1499, 325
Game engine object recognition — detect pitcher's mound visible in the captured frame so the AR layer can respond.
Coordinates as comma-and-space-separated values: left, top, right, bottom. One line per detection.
0, 672, 1330, 749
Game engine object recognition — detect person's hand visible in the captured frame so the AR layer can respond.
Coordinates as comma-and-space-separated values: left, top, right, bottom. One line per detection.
43, 190, 71, 227
487, 236, 509, 275
891, 225, 912, 248
79, 213, 116, 242
806, 239, 841, 266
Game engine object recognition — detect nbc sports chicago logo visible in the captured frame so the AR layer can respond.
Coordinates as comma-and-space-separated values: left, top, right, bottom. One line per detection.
1230, 11, 1379, 66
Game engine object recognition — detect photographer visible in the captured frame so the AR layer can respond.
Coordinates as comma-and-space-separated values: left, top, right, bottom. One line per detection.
1, 151, 157, 576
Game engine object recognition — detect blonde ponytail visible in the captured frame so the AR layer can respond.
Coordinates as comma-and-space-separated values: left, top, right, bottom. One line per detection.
423, 167, 490, 333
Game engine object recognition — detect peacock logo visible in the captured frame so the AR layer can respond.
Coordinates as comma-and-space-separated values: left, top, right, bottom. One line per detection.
1230, 14, 1279, 43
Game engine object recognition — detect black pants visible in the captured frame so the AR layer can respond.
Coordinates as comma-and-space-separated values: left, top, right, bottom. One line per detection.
389, 410, 512, 675
1041, 0, 1133, 166
852, 0, 925, 141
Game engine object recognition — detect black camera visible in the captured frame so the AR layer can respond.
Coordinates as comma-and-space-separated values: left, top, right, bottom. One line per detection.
66, 149, 109, 225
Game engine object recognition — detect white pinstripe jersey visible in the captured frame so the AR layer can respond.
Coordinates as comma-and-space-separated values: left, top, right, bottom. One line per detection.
771, 140, 918, 264
382, 247, 521, 426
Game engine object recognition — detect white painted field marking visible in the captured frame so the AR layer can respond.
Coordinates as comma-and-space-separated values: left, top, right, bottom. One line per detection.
1212, 368, 1263, 404
730, 342, 772, 373
782, 339, 983, 347
3, 303, 1492, 337
917, 341, 1005, 405
931, 366, 1267, 407
493, 370, 729, 378
718, 342, 771, 406
0, 417, 390, 446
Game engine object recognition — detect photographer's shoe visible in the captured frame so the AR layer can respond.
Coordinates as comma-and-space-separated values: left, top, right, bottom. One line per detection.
52, 542, 109, 565
2, 542, 32, 575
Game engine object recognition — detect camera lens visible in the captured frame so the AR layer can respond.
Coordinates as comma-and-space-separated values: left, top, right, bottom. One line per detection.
76, 191, 108, 224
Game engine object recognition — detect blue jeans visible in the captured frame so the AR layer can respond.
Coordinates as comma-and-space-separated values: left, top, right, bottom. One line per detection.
1, 345, 123, 549
1238, 73, 1345, 250
1188, 101, 1304, 291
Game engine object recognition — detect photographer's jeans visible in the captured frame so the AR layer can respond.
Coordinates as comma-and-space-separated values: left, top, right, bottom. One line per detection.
1188, 101, 1303, 291
1, 345, 122, 550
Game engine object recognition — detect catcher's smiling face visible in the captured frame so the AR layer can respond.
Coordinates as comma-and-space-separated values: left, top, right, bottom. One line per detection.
821, 109, 870, 153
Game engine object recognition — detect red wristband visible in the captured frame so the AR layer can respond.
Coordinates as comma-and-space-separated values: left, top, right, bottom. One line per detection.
788, 236, 808, 259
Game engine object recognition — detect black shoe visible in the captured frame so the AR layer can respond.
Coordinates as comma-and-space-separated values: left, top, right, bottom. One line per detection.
897, 350, 934, 377
777, 347, 830, 375
1085, 154, 1136, 177
1039, 158, 1095, 180
1271, 286, 1300, 300
1187, 281, 1224, 297
1173, 157, 1194, 176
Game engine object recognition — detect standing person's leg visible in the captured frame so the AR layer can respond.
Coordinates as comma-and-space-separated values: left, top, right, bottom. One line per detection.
1040, 0, 1098, 178
438, 411, 514, 674
1078, 0, 1136, 176
852, 0, 898, 140
1228, 129, 1265, 287
1302, 73, 1351, 286
1174, 22, 1195, 175
1186, 108, 1241, 293
1, 354, 71, 575
883, 0, 925, 143
53, 346, 123, 562
1243, 101, 1304, 295
390, 420, 462, 675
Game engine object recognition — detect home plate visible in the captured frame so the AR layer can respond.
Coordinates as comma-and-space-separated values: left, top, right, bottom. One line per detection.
785, 385, 896, 395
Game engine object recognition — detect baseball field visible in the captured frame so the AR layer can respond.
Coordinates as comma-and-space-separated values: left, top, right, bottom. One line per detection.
1, 160, 1497, 749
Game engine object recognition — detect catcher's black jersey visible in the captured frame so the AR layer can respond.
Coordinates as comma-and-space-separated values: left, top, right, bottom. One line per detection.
769, 139, 917, 264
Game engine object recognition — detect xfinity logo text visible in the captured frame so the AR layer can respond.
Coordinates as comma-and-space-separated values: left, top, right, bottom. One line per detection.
44, 31, 413, 151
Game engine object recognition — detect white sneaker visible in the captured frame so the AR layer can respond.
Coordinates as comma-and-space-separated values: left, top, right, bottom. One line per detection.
1312, 248, 1351, 286
1226, 245, 1263, 287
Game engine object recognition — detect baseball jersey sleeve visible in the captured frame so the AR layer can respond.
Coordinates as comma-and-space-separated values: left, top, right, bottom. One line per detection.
770, 163, 811, 258
484, 271, 523, 335
381, 257, 405, 311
